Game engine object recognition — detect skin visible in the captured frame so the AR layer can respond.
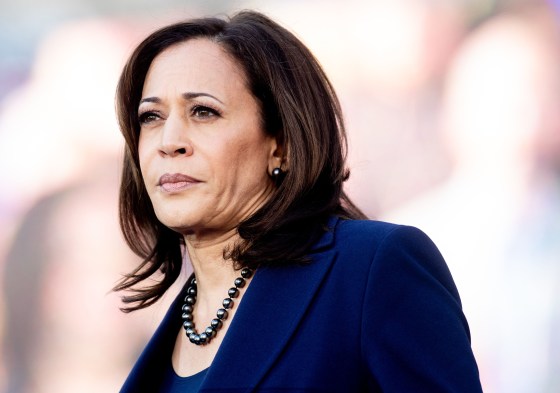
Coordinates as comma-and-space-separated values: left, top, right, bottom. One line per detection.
138, 38, 282, 375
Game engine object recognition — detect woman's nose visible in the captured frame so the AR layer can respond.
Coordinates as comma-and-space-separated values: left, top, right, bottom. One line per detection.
159, 116, 192, 157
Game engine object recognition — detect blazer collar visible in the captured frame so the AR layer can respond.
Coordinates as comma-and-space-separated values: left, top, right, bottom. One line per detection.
201, 216, 339, 391
309, 215, 338, 251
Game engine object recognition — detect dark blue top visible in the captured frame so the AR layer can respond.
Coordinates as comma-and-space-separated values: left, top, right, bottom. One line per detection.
121, 218, 483, 392
160, 360, 208, 393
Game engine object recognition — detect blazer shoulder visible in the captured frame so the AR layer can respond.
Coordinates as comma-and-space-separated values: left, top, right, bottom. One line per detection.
332, 219, 453, 292
334, 218, 435, 251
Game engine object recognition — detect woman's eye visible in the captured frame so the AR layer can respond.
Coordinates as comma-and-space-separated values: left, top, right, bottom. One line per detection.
192, 105, 219, 119
138, 111, 159, 124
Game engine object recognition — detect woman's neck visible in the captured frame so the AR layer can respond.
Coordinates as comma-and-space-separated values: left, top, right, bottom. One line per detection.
172, 229, 252, 376
183, 228, 241, 313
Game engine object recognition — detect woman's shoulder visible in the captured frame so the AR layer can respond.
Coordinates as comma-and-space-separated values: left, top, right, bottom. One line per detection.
334, 217, 434, 248
332, 217, 448, 272
332, 217, 458, 297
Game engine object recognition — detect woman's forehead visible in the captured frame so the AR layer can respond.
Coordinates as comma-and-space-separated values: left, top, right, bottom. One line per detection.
142, 39, 248, 98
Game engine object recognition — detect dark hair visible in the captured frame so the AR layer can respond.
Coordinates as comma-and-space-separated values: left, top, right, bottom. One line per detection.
114, 10, 366, 311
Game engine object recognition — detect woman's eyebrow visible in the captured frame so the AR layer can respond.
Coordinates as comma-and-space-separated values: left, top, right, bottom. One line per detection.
182, 92, 224, 104
139, 92, 225, 106
139, 97, 160, 105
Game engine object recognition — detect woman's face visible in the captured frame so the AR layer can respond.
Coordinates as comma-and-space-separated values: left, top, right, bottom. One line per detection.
138, 39, 278, 238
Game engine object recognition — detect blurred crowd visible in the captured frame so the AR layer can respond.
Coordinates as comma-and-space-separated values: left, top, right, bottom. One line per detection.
0, 0, 559, 392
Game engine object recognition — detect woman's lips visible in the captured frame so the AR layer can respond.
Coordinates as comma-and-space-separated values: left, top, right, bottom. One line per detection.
158, 173, 200, 193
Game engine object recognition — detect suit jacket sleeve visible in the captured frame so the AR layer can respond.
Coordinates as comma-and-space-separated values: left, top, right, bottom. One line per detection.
361, 225, 483, 392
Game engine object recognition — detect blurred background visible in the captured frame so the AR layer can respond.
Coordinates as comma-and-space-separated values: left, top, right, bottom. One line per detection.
1, 0, 559, 391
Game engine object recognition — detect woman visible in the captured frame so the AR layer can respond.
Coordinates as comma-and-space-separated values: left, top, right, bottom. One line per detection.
115, 10, 482, 392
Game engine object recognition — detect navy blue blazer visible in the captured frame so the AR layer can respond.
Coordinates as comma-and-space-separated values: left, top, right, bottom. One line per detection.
121, 218, 483, 392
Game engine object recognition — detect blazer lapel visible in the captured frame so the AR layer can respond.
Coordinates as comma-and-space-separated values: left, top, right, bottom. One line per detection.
120, 283, 187, 392
201, 217, 339, 392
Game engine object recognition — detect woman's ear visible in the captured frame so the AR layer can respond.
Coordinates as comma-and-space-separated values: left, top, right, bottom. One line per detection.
268, 137, 288, 175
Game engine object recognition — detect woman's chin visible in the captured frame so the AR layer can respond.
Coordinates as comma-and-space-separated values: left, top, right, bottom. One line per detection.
154, 213, 197, 233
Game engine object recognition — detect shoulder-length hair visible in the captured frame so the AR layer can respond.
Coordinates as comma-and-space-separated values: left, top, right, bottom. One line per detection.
114, 10, 366, 311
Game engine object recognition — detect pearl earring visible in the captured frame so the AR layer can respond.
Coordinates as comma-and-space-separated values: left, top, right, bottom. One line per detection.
271, 167, 283, 178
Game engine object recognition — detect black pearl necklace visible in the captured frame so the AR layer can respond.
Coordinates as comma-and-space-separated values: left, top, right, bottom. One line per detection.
181, 268, 254, 345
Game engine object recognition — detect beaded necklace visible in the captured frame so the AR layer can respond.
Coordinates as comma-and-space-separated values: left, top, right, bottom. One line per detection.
181, 268, 254, 345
